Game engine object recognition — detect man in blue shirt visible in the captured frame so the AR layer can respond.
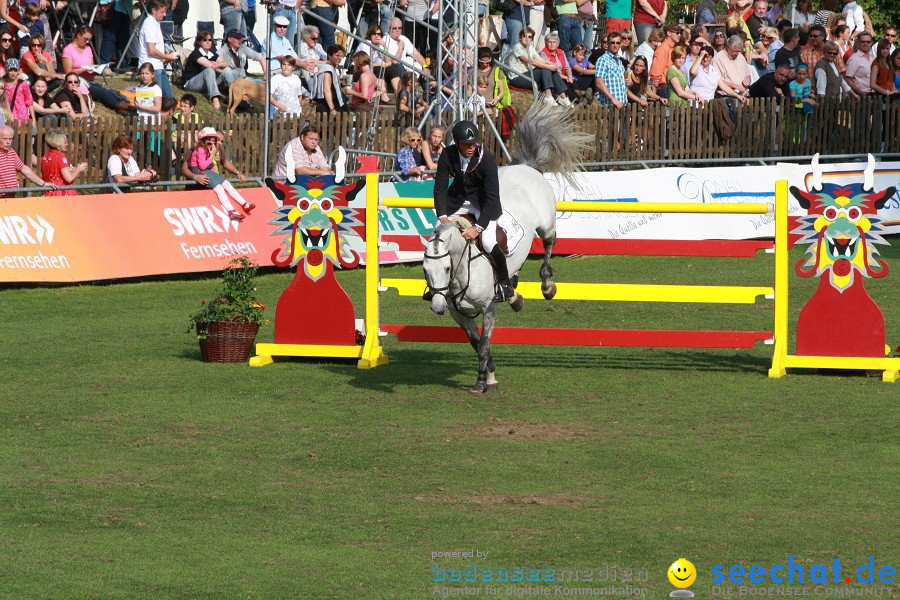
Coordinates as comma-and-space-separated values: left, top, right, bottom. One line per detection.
594, 32, 629, 108
267, 15, 298, 72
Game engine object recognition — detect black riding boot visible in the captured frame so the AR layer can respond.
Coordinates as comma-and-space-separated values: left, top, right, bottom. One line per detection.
489, 245, 513, 303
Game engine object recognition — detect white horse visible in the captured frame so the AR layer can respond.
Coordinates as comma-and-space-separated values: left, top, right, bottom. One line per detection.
423, 103, 592, 394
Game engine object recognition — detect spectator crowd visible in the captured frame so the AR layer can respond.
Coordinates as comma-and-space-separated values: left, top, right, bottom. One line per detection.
0, 0, 897, 195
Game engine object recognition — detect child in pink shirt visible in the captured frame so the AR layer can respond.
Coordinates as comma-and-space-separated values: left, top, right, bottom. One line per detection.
4, 59, 35, 127
189, 127, 253, 221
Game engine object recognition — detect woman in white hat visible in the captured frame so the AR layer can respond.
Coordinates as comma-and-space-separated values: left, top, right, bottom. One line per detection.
188, 126, 254, 221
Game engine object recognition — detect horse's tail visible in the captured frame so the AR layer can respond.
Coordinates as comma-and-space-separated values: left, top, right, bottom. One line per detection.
507, 101, 593, 187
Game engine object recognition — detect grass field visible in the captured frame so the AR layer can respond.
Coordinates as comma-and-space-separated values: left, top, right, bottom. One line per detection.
1, 246, 898, 599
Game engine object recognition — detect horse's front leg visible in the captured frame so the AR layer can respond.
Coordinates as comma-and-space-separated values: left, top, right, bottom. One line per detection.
540, 232, 558, 300
470, 305, 498, 395
449, 306, 490, 394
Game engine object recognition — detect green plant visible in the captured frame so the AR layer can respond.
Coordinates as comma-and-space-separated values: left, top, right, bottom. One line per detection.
189, 256, 266, 330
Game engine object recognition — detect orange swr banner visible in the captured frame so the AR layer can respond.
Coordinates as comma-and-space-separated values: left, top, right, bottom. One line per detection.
0, 188, 281, 283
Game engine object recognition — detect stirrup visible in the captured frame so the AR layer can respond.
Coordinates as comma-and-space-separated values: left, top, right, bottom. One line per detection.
493, 282, 512, 303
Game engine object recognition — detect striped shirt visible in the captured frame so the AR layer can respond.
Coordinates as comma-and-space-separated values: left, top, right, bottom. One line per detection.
0, 147, 25, 195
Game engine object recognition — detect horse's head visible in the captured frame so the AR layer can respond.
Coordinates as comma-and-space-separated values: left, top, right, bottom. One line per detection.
423, 222, 461, 315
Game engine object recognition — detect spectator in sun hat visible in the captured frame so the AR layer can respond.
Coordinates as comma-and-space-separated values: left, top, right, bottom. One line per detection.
189, 126, 254, 222
219, 28, 266, 86
267, 14, 298, 73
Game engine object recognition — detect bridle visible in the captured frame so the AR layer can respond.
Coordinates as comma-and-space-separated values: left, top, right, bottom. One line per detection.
424, 228, 486, 317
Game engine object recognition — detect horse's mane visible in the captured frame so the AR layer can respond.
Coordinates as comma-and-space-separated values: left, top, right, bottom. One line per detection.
507, 101, 593, 188
434, 219, 470, 237
434, 221, 460, 237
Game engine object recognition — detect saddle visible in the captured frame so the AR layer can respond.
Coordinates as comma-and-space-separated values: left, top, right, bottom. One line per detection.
453, 214, 509, 255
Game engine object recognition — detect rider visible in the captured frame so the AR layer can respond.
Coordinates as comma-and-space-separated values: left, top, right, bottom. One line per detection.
433, 119, 512, 304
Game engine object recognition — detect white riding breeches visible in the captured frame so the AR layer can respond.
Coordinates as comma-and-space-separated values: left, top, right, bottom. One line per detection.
449, 203, 498, 252
480, 220, 500, 253
449, 205, 525, 255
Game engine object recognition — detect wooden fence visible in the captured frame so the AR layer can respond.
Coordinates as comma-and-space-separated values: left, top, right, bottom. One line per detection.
9, 95, 899, 188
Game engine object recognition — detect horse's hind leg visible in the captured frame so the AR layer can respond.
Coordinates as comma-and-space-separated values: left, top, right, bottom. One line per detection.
481, 307, 499, 392
539, 232, 557, 300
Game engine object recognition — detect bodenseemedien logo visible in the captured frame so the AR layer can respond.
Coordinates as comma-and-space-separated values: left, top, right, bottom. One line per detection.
668, 558, 697, 597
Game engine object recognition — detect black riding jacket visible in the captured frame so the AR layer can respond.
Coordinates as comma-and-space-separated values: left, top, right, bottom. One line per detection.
433, 144, 501, 230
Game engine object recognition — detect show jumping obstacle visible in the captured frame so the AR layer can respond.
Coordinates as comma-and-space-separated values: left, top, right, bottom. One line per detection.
379, 179, 776, 352
254, 169, 900, 383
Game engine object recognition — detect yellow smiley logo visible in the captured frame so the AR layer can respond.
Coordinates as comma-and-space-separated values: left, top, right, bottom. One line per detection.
668, 558, 697, 588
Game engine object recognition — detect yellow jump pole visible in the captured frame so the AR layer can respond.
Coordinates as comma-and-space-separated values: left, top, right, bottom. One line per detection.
383, 197, 771, 215
358, 173, 388, 369
768, 180, 789, 378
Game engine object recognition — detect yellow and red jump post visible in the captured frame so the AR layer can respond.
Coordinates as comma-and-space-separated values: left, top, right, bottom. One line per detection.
269, 173, 899, 382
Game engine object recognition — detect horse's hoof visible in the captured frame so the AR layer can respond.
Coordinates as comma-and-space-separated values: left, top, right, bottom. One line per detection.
487, 382, 499, 391
509, 293, 525, 312
542, 282, 557, 300
469, 382, 490, 395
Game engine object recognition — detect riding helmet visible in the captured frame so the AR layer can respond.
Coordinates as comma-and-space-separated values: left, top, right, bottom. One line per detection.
451, 120, 480, 144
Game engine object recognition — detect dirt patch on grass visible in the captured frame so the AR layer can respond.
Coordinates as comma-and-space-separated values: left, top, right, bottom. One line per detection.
457, 419, 593, 442
414, 493, 590, 508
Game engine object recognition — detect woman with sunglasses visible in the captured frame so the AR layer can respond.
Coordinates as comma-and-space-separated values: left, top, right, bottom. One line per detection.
62, 25, 132, 114
814, 40, 855, 100
617, 32, 636, 63
356, 25, 392, 100
0, 30, 15, 78
752, 26, 777, 75
711, 30, 727, 53
396, 127, 426, 181
51, 73, 92, 119
182, 32, 229, 111
20, 34, 63, 90
297, 26, 327, 86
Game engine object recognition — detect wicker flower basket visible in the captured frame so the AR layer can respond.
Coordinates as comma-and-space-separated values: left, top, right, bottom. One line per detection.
196, 315, 260, 363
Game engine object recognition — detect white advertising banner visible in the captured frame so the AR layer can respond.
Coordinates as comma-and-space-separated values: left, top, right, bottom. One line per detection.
546, 161, 900, 242
347, 161, 900, 263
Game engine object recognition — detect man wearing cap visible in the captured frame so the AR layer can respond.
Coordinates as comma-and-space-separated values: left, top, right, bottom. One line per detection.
267, 15, 298, 73
219, 28, 266, 86
433, 120, 514, 305
138, 0, 180, 99
649, 24, 682, 97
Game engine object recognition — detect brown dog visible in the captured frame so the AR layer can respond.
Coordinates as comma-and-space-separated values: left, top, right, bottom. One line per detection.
227, 78, 267, 114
